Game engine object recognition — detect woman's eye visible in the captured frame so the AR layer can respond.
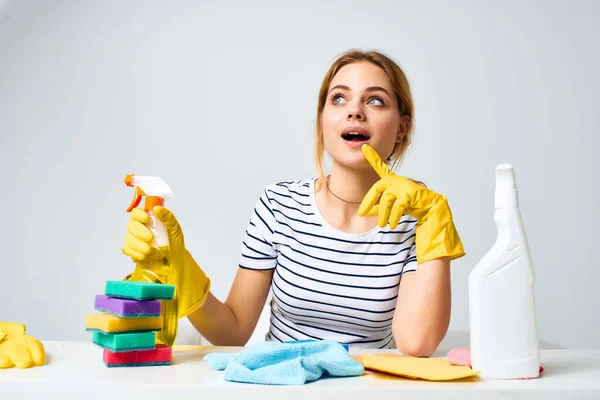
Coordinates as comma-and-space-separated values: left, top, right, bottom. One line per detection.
368, 98, 384, 106
332, 95, 346, 105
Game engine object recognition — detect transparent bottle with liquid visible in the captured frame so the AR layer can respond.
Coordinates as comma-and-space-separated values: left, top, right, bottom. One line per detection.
124, 175, 178, 346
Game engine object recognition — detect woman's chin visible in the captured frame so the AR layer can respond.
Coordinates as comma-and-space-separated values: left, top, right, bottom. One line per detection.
331, 153, 371, 170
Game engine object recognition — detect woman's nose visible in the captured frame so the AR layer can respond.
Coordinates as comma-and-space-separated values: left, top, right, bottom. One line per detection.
346, 103, 364, 121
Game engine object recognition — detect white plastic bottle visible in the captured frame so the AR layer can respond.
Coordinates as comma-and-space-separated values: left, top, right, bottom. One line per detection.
468, 164, 540, 379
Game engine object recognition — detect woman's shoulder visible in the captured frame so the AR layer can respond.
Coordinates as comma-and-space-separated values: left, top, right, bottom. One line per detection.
261, 178, 315, 198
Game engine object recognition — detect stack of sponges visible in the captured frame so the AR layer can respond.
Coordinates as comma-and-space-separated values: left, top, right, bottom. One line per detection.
85, 280, 175, 367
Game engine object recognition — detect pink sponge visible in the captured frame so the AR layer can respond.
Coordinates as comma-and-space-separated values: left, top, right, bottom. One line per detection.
447, 348, 473, 367
103, 344, 172, 367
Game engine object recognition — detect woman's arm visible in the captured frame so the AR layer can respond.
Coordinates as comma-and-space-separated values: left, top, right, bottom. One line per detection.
187, 268, 273, 346
391, 256, 451, 357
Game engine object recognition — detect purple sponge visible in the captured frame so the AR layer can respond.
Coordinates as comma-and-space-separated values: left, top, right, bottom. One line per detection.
95, 295, 161, 318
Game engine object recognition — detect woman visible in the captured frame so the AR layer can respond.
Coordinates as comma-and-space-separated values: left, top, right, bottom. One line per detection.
122, 49, 465, 356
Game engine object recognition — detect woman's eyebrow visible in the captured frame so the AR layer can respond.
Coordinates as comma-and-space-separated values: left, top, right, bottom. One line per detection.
328, 85, 390, 96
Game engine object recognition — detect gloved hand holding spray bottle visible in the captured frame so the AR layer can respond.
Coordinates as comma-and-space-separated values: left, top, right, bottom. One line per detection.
122, 174, 212, 347
123, 174, 178, 346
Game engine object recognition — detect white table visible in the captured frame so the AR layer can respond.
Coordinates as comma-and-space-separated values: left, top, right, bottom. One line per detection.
1, 341, 599, 399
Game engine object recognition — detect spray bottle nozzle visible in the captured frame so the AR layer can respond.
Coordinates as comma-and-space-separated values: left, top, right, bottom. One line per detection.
124, 174, 134, 187
125, 174, 173, 212
494, 164, 518, 209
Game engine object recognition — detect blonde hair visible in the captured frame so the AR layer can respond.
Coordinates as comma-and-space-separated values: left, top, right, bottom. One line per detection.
314, 49, 415, 191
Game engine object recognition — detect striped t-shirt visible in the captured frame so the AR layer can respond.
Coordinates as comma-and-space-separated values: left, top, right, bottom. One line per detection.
238, 178, 418, 349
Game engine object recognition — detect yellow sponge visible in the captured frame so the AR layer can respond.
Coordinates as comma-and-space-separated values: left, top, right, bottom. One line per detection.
85, 313, 162, 334
361, 353, 479, 381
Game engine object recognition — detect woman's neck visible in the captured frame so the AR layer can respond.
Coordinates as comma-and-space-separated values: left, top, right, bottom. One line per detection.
314, 162, 380, 234
326, 162, 379, 210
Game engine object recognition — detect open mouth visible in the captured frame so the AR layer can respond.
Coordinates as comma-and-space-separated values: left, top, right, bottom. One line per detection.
342, 132, 371, 142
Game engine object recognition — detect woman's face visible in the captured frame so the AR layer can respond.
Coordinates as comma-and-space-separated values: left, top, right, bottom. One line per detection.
322, 61, 406, 170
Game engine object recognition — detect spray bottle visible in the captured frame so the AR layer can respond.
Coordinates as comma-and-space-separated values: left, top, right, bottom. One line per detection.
468, 164, 540, 379
124, 174, 178, 346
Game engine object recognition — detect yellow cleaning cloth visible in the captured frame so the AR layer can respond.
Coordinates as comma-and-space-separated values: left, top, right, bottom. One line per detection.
361, 354, 479, 381
85, 314, 162, 333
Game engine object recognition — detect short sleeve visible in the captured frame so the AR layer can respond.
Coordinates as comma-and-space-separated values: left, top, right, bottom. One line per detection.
238, 188, 278, 270
401, 239, 417, 275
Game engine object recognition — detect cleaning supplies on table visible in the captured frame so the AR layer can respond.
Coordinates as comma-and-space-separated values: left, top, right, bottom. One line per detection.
204, 340, 364, 385
468, 164, 540, 379
86, 280, 175, 367
123, 174, 179, 346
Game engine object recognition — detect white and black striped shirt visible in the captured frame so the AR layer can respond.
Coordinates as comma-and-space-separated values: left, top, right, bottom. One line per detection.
239, 178, 418, 349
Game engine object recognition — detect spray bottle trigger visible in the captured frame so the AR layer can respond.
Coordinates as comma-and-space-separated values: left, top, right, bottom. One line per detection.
126, 187, 146, 212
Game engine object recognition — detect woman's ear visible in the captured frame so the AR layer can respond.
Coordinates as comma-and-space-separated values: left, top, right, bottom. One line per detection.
396, 115, 411, 143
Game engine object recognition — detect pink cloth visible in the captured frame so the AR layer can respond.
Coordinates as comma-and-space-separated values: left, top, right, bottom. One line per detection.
447, 349, 543, 379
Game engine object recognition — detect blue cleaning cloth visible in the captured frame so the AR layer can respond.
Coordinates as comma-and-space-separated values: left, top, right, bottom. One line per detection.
203, 340, 364, 385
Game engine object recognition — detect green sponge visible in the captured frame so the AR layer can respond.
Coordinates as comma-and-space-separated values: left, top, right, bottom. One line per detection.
105, 280, 175, 300
93, 331, 156, 352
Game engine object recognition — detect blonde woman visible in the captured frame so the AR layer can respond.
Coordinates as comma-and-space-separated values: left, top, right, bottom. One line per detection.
123, 49, 465, 356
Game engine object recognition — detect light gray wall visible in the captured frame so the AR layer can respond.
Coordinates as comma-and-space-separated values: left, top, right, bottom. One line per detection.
1, 0, 598, 349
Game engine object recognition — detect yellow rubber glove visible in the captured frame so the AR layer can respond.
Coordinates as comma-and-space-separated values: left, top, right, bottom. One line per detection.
0, 322, 45, 369
358, 144, 465, 263
122, 206, 211, 318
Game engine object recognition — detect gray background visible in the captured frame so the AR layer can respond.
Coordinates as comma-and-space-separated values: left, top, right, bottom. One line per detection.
1, 0, 598, 349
